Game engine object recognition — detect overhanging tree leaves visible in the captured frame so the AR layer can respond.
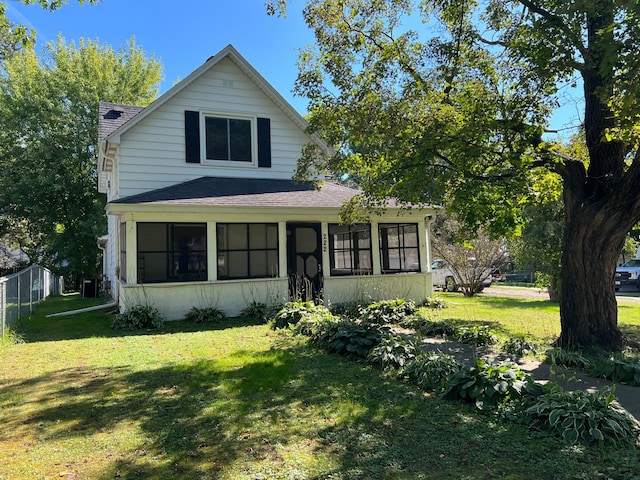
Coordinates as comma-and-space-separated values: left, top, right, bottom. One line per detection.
271, 0, 640, 350
0, 1, 98, 63
0, 37, 161, 281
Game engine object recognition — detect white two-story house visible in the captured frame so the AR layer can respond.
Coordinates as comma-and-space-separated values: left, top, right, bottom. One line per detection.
98, 44, 436, 320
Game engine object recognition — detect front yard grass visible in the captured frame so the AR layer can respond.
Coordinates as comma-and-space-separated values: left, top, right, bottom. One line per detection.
430, 291, 640, 348
0, 294, 638, 479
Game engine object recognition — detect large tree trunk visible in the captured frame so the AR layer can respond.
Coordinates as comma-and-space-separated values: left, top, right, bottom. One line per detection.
555, 3, 637, 351
557, 202, 625, 350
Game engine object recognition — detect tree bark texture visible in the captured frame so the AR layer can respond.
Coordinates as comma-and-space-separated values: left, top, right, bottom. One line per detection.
555, 2, 640, 350
558, 198, 625, 349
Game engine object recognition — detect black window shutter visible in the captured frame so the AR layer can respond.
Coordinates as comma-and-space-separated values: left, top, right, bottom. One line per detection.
257, 117, 271, 168
184, 110, 201, 164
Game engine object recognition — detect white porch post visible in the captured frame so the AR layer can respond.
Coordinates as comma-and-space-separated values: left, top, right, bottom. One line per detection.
321, 223, 330, 278
125, 218, 137, 284
278, 221, 287, 278
371, 221, 381, 275
207, 222, 218, 281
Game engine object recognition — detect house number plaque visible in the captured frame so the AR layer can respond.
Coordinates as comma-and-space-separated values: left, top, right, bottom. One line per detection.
322, 233, 328, 253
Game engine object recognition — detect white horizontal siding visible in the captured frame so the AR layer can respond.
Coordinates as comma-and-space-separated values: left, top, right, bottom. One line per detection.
116, 57, 311, 199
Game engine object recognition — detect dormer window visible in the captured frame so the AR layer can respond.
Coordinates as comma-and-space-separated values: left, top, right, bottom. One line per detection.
204, 115, 253, 163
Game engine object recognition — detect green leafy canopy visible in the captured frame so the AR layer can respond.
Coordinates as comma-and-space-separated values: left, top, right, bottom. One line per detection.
0, 36, 162, 279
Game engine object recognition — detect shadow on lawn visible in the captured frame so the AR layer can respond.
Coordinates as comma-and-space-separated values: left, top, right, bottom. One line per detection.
19, 310, 266, 343
1, 341, 626, 479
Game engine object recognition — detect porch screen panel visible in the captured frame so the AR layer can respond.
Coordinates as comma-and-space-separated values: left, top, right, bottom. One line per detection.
217, 223, 279, 280
328, 224, 372, 276
378, 223, 420, 274
137, 223, 207, 283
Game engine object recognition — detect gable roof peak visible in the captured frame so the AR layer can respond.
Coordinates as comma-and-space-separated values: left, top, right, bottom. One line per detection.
101, 44, 313, 145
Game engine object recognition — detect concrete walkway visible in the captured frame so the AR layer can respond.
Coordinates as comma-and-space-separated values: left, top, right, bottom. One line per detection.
419, 337, 640, 422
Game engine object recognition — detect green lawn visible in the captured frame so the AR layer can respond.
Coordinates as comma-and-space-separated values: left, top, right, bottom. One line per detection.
0, 294, 638, 479
430, 291, 640, 347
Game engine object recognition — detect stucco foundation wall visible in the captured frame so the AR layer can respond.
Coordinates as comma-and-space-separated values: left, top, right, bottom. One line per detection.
323, 273, 432, 307
118, 278, 288, 320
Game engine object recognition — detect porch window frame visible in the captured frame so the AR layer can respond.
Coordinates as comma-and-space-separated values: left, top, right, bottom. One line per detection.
328, 223, 373, 276
378, 223, 421, 274
216, 223, 279, 280
136, 222, 208, 284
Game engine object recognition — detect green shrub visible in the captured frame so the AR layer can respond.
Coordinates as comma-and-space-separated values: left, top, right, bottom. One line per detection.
359, 298, 417, 325
321, 320, 387, 358
502, 336, 539, 356
184, 306, 227, 323
293, 311, 341, 341
419, 320, 459, 338
423, 297, 448, 309
403, 351, 462, 392
545, 347, 591, 370
443, 359, 540, 410
455, 325, 499, 346
239, 301, 282, 323
523, 387, 640, 446
367, 334, 418, 370
112, 305, 164, 329
588, 356, 640, 386
398, 314, 432, 330
270, 301, 330, 330
329, 301, 364, 320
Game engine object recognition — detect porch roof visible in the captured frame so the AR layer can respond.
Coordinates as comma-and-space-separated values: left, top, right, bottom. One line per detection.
110, 176, 371, 209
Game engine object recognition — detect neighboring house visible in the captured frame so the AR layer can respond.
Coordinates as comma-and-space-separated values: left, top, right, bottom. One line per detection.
97, 44, 436, 320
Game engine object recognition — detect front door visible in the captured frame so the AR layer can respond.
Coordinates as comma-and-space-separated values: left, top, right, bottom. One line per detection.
287, 223, 323, 302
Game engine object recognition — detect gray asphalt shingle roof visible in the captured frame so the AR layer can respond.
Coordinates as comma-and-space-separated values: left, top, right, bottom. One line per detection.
110, 176, 365, 208
98, 102, 145, 141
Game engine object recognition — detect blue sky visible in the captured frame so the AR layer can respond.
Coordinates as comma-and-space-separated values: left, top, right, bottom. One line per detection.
6, 0, 315, 113
6, 0, 581, 132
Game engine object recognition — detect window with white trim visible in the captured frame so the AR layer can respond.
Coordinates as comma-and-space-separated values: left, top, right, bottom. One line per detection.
204, 114, 254, 164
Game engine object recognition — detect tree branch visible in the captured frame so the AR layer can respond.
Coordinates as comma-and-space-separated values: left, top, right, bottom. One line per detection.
517, 0, 588, 62
339, 12, 432, 95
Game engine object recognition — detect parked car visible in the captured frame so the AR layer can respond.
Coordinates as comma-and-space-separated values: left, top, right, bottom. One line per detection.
431, 259, 492, 292
615, 258, 640, 291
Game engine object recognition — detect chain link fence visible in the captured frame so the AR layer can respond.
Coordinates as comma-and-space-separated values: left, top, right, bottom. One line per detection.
0, 265, 62, 338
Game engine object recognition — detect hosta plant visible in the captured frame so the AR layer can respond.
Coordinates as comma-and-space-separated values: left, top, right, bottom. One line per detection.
545, 347, 591, 370
359, 298, 417, 325
398, 314, 431, 331
403, 351, 462, 392
422, 297, 448, 309
270, 301, 330, 330
329, 301, 364, 320
588, 356, 640, 386
502, 336, 539, 357
321, 320, 387, 358
112, 304, 164, 329
239, 301, 281, 323
184, 306, 227, 323
455, 325, 499, 346
443, 359, 540, 410
419, 320, 459, 338
524, 387, 640, 446
293, 311, 341, 342
367, 334, 418, 370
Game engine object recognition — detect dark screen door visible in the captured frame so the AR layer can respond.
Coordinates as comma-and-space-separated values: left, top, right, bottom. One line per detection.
287, 223, 323, 302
